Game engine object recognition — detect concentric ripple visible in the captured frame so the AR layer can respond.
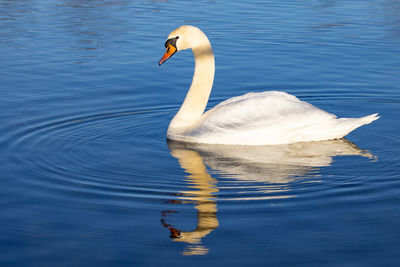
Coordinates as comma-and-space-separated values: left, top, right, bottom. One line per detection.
3, 96, 388, 211
5, 102, 189, 205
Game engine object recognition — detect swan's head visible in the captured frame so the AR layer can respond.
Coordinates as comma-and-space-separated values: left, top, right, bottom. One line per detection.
159, 25, 209, 65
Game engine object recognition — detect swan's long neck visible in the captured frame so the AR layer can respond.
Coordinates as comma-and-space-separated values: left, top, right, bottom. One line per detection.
169, 41, 215, 131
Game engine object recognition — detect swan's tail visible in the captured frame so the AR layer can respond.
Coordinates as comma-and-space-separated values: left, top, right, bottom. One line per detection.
358, 113, 380, 125
336, 113, 380, 138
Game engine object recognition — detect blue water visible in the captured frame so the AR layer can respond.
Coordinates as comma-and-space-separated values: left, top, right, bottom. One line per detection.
1, 0, 400, 266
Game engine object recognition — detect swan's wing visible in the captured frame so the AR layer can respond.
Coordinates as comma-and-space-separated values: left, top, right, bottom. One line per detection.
174, 91, 377, 145
195, 91, 336, 134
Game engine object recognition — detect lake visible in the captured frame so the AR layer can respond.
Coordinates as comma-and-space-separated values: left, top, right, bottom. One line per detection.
1, 0, 400, 266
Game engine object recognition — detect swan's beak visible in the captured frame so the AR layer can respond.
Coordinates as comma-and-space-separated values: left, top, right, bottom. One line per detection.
159, 44, 177, 65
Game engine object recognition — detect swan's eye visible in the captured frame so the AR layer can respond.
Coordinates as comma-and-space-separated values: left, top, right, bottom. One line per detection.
164, 36, 179, 48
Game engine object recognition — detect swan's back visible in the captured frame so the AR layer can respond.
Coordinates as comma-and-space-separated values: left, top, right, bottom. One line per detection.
201, 91, 335, 128
167, 91, 379, 145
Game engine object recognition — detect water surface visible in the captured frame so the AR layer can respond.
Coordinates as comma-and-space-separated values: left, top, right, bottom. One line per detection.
1, 0, 400, 266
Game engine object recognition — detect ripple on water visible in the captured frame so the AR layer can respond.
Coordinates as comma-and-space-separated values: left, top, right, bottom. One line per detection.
6, 106, 193, 205
3, 96, 391, 210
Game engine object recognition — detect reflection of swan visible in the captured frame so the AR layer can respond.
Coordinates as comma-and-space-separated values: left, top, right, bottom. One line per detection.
163, 138, 375, 254
159, 25, 379, 145
168, 138, 375, 184
162, 148, 219, 256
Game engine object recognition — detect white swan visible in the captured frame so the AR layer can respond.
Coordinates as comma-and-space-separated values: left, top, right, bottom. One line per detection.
159, 25, 379, 145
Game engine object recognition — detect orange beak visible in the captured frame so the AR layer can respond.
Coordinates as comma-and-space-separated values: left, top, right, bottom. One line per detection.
159, 44, 177, 65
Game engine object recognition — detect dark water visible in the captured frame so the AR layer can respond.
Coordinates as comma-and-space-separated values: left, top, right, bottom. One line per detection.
1, 0, 400, 266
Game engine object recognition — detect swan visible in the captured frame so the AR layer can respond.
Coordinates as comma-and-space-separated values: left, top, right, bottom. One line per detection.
159, 25, 379, 145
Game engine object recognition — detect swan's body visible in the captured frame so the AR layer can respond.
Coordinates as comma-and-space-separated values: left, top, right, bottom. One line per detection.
159, 25, 379, 145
